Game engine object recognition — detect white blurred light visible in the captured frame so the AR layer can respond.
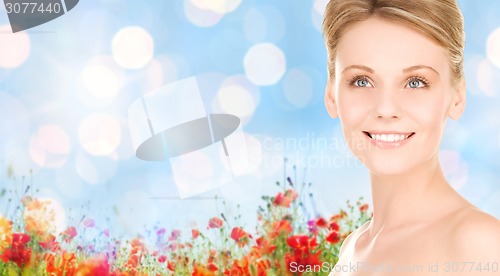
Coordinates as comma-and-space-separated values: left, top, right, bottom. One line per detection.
211, 75, 260, 125
146, 59, 164, 91
190, 0, 242, 14
217, 85, 255, 118
313, 0, 329, 14
39, 197, 66, 234
112, 26, 154, 69
311, 0, 329, 32
244, 43, 286, 86
78, 56, 124, 108
476, 59, 495, 97
486, 27, 500, 68
79, 113, 121, 156
283, 68, 313, 108
83, 64, 122, 99
29, 125, 71, 169
0, 25, 30, 68
184, 0, 223, 27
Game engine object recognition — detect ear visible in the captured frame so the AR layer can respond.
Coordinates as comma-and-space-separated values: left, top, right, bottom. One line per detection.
324, 76, 339, 118
448, 78, 466, 120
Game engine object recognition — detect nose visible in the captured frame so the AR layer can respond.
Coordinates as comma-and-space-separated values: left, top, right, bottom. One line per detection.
373, 91, 400, 119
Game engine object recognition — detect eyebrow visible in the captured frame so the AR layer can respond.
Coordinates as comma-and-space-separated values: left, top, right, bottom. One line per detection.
341, 65, 440, 76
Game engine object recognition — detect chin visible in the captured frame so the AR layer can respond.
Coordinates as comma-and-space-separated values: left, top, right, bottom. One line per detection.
361, 157, 418, 177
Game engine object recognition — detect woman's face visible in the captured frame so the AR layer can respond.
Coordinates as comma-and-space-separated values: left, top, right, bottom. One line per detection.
325, 17, 466, 176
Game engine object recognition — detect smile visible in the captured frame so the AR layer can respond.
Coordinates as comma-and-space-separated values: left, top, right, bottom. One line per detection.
363, 131, 415, 142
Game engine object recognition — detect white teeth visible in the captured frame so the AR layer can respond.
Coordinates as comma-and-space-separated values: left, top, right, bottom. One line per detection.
369, 133, 412, 142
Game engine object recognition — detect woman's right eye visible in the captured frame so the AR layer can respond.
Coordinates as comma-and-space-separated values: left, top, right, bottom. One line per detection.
350, 77, 372, 88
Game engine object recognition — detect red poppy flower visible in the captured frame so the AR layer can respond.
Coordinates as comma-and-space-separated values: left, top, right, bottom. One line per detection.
158, 255, 167, 263
167, 261, 176, 271
270, 220, 293, 239
253, 237, 277, 255
76, 254, 110, 275
326, 230, 341, 244
360, 203, 369, 212
39, 234, 60, 251
192, 228, 200, 239
230, 227, 252, 247
329, 221, 340, 232
286, 234, 318, 250
61, 226, 77, 243
273, 189, 298, 207
315, 217, 328, 228
208, 217, 224, 229
0, 233, 32, 268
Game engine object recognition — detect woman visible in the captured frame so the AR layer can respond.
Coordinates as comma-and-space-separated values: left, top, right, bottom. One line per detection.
322, 0, 500, 275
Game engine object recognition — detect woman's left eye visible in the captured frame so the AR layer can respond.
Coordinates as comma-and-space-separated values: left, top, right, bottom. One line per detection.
406, 78, 428, 89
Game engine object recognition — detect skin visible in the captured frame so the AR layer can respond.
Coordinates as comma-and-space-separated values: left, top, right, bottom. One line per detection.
324, 17, 500, 276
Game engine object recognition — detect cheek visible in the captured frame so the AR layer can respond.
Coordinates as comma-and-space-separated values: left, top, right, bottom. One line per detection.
404, 94, 450, 129
337, 93, 372, 129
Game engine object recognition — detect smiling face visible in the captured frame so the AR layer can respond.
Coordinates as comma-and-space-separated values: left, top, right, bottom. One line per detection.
324, 17, 466, 176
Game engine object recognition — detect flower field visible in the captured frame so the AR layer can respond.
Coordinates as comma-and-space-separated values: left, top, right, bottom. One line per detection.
0, 170, 371, 275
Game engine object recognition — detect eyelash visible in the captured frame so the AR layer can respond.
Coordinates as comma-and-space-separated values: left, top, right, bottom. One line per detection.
347, 75, 431, 89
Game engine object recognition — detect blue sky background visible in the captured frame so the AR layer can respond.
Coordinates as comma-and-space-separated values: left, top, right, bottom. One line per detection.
1, 0, 500, 239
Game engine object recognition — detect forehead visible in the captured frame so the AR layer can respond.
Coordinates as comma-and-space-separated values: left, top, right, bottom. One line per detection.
335, 17, 449, 77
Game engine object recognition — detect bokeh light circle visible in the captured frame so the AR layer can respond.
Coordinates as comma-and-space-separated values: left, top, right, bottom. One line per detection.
486, 27, 500, 68
244, 43, 286, 86
476, 59, 495, 97
29, 124, 71, 169
283, 68, 313, 108
311, 0, 329, 32
184, 0, 223, 27
190, 0, 242, 14
112, 26, 154, 69
217, 84, 255, 119
83, 64, 122, 99
212, 75, 260, 125
0, 25, 30, 68
79, 113, 121, 156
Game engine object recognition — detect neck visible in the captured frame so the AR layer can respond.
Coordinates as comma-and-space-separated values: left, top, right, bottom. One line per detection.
367, 155, 457, 237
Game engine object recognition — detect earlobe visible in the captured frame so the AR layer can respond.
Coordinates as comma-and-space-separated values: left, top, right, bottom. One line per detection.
324, 77, 339, 118
448, 79, 466, 120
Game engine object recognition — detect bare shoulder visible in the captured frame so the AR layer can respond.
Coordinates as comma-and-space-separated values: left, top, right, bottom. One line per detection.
338, 220, 370, 256
446, 207, 500, 260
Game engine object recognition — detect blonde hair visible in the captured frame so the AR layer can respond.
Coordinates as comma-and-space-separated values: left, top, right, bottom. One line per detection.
322, 0, 465, 84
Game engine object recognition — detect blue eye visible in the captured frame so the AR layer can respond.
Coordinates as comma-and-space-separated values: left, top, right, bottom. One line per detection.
407, 78, 428, 89
351, 77, 371, 87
